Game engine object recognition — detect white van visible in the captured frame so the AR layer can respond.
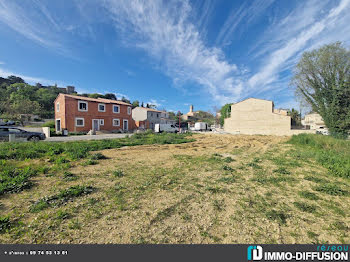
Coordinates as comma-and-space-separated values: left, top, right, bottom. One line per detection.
155, 123, 178, 133
194, 122, 208, 131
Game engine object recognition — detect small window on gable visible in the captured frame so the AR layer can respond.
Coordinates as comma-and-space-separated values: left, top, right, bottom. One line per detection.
56, 103, 60, 112
78, 101, 88, 111
127, 107, 131, 115
113, 105, 120, 113
98, 104, 106, 112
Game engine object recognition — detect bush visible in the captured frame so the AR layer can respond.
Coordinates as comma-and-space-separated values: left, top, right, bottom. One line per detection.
0, 166, 36, 195
288, 134, 350, 178
42, 120, 55, 128
0, 216, 11, 233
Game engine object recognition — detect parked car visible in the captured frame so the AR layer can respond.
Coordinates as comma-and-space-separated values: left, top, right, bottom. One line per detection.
0, 126, 46, 142
0, 120, 16, 126
175, 122, 189, 131
154, 123, 178, 133
316, 127, 329, 136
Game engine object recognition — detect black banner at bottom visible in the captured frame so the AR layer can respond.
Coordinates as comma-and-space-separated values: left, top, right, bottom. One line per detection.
0, 244, 348, 262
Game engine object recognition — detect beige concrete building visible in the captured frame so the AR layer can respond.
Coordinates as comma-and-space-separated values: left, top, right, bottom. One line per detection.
301, 113, 325, 130
224, 98, 315, 136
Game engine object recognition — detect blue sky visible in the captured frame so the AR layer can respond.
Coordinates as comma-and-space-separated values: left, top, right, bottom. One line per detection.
0, 0, 350, 114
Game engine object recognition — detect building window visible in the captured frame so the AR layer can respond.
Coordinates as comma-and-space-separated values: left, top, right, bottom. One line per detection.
56, 103, 60, 112
75, 118, 85, 127
98, 103, 106, 112
127, 107, 131, 115
78, 101, 88, 112
99, 119, 104, 126
113, 105, 120, 113
157, 113, 159, 118
113, 119, 120, 126
151, 113, 153, 117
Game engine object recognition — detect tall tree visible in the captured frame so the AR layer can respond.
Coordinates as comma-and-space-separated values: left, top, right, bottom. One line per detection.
132, 100, 140, 108
292, 42, 350, 137
121, 96, 131, 104
288, 108, 301, 126
104, 93, 117, 100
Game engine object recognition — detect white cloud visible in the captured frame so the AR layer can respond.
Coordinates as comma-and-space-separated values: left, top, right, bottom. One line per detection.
246, 0, 350, 95
0, 67, 63, 86
216, 0, 275, 45
104, 0, 240, 105
115, 93, 130, 101
0, 1, 64, 52
0, 61, 4, 65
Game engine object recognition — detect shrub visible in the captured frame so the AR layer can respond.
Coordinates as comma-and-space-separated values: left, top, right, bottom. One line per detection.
288, 134, 350, 178
0, 216, 11, 233
0, 166, 36, 195
42, 120, 55, 128
113, 170, 124, 178
90, 153, 107, 160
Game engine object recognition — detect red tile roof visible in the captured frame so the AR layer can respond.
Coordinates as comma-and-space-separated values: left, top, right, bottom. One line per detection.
59, 93, 132, 105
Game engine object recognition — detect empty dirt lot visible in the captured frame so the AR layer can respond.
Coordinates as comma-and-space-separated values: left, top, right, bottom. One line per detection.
1, 134, 349, 244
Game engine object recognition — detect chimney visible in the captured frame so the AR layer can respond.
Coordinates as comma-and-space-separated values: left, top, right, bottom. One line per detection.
190, 105, 193, 113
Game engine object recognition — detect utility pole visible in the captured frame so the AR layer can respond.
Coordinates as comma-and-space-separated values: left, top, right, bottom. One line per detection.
178, 111, 181, 133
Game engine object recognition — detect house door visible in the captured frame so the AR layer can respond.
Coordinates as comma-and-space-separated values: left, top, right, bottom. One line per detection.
123, 120, 128, 131
92, 119, 100, 131
56, 119, 61, 132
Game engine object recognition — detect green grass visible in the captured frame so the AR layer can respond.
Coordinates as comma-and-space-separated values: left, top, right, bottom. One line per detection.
314, 184, 348, 196
63, 171, 78, 181
0, 165, 36, 195
265, 209, 289, 225
30, 185, 95, 212
113, 170, 124, 178
0, 133, 194, 161
0, 133, 194, 196
288, 134, 350, 178
298, 191, 319, 200
0, 216, 11, 233
293, 201, 317, 213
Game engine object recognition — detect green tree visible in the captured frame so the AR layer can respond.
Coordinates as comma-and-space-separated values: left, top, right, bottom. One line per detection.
292, 42, 350, 137
132, 100, 140, 108
121, 97, 131, 104
288, 108, 301, 126
104, 93, 117, 100
220, 103, 232, 126
168, 111, 176, 120
7, 75, 25, 84
88, 93, 105, 99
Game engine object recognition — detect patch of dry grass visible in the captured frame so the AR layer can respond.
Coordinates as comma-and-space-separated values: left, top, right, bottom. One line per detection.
0, 134, 349, 244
